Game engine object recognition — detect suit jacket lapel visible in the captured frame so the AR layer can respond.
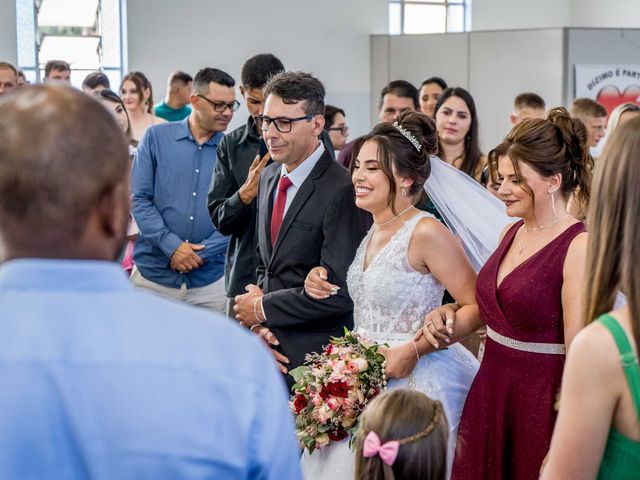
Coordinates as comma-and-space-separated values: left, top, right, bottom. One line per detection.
271, 152, 333, 260
261, 167, 279, 260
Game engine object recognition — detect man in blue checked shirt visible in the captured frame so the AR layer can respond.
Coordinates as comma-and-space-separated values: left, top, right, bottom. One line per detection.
132, 67, 237, 311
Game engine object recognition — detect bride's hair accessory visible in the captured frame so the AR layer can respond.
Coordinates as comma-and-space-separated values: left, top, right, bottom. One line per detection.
362, 401, 444, 466
393, 121, 422, 153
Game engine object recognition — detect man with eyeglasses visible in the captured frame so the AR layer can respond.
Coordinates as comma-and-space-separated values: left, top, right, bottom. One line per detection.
324, 104, 349, 153
131, 68, 235, 311
233, 71, 370, 388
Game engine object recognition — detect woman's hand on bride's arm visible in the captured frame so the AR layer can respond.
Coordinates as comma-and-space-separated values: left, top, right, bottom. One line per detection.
411, 218, 483, 344
304, 266, 340, 300
415, 303, 459, 349
380, 343, 419, 379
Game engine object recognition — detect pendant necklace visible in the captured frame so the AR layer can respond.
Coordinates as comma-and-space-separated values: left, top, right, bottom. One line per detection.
374, 205, 415, 228
512, 216, 569, 269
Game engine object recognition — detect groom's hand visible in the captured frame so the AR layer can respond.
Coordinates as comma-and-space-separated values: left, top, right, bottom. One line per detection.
252, 326, 290, 374
233, 284, 264, 327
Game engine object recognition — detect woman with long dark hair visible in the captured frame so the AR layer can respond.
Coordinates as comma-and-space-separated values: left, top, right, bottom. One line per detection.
433, 87, 486, 183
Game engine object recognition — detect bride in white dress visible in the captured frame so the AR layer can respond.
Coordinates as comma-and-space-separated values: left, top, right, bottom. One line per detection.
301, 112, 481, 479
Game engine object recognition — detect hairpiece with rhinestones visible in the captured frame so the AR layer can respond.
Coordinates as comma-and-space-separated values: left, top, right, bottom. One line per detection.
392, 121, 422, 153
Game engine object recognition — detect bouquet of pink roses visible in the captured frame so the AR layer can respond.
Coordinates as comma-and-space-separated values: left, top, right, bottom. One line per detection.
289, 329, 387, 453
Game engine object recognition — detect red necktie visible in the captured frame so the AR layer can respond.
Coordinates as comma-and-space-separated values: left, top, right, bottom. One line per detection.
270, 175, 293, 246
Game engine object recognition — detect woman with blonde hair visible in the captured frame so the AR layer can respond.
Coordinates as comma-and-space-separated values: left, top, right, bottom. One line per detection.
355, 389, 448, 480
120, 72, 166, 142
541, 116, 640, 479
604, 102, 640, 142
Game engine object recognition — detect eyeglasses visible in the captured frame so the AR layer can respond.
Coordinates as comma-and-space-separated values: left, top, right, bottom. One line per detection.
197, 95, 240, 112
255, 114, 313, 133
328, 125, 349, 135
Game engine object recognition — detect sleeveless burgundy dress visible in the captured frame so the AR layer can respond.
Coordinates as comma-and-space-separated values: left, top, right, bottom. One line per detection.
451, 221, 586, 480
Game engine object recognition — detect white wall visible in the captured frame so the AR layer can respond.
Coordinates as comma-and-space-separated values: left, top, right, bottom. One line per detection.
372, 29, 565, 152
468, 29, 564, 150
126, 0, 388, 137
0, 0, 17, 65
471, 0, 640, 31
370, 33, 469, 125
570, 0, 640, 28
471, 0, 570, 31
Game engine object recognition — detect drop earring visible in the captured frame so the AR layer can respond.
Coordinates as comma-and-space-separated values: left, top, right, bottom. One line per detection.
401, 186, 407, 196
550, 191, 557, 218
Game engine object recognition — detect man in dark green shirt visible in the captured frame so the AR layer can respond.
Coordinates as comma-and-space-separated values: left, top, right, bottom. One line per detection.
153, 71, 192, 122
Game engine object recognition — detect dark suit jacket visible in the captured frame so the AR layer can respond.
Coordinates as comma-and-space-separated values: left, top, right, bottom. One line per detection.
257, 149, 371, 385
209, 121, 337, 297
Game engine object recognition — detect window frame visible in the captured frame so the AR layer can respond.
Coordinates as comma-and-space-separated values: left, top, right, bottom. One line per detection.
389, 0, 470, 35
15, 0, 125, 86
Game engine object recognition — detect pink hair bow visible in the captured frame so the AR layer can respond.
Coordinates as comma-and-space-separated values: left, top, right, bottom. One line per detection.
362, 431, 400, 466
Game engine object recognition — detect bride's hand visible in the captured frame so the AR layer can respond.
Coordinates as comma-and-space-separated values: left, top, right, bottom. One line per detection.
415, 303, 459, 349
380, 343, 418, 379
304, 266, 340, 300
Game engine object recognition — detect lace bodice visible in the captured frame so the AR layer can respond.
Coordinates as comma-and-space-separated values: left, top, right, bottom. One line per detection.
347, 212, 445, 336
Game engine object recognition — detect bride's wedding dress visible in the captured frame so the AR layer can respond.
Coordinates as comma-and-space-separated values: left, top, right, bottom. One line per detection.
301, 211, 479, 479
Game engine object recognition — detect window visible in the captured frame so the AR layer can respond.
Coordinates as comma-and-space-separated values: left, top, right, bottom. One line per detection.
389, 0, 470, 35
16, 0, 125, 87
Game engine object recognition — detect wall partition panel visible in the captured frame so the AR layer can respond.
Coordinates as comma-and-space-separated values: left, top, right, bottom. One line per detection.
371, 35, 391, 124
468, 29, 565, 150
370, 32, 468, 125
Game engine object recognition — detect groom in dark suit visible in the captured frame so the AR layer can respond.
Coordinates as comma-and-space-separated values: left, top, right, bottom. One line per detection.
234, 71, 370, 387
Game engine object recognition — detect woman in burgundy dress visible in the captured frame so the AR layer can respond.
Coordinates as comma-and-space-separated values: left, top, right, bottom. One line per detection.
419, 108, 593, 479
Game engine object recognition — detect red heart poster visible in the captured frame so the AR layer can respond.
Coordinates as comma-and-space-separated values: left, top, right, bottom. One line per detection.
575, 65, 640, 117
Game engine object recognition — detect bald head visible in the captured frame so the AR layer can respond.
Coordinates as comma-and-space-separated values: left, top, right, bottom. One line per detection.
0, 86, 130, 260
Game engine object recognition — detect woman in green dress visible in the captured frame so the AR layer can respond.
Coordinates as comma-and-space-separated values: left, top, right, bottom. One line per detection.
541, 117, 640, 478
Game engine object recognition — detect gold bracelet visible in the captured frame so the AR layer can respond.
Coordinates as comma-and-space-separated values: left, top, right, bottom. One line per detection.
412, 339, 420, 362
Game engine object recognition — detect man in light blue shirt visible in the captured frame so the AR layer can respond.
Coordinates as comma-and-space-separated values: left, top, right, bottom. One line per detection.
0, 85, 301, 479
132, 67, 238, 311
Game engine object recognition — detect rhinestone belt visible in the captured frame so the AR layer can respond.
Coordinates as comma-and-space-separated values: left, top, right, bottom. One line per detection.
486, 326, 566, 355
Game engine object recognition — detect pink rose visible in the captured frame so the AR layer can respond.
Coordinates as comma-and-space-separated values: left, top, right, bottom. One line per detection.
314, 404, 334, 423
311, 393, 324, 407
332, 360, 347, 374
326, 397, 342, 411
346, 361, 360, 374
351, 357, 369, 372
